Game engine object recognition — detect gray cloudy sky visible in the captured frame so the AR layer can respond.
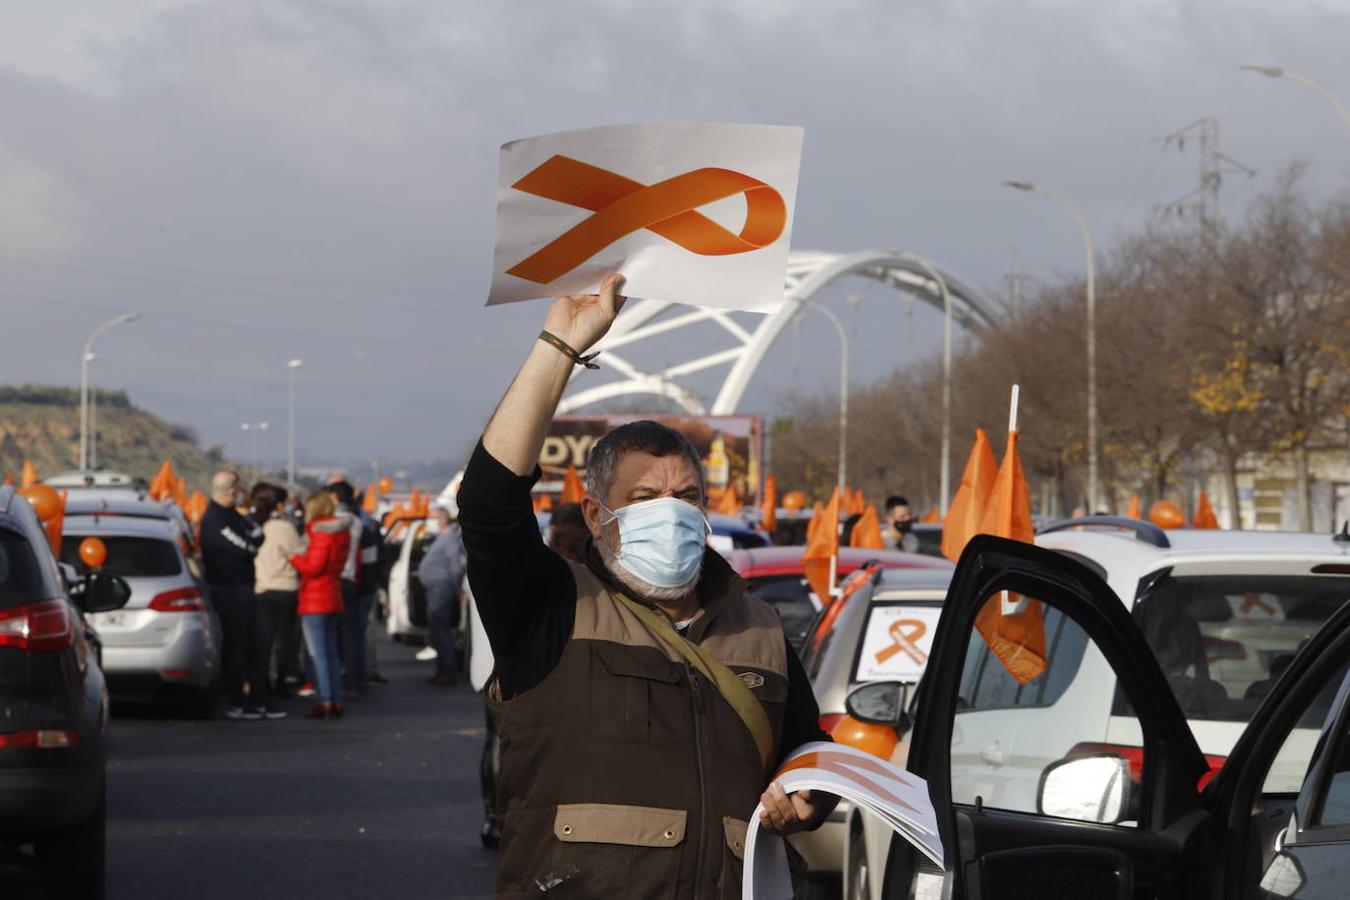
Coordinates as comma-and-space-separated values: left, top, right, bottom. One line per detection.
2, 0, 1348, 473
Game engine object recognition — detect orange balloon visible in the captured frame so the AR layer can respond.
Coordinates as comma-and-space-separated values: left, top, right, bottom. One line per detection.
1149, 500, 1186, 530
377, 477, 394, 494
79, 537, 108, 569
830, 715, 898, 760
20, 484, 62, 523
782, 490, 807, 512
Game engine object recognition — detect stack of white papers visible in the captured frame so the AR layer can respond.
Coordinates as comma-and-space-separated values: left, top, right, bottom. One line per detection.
744, 742, 945, 899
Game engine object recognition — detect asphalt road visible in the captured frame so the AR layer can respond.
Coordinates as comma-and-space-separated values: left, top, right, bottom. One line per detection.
5, 635, 500, 900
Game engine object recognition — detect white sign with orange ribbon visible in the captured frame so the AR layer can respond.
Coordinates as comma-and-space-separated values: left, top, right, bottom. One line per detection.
854, 605, 943, 682
486, 123, 803, 312
744, 742, 944, 898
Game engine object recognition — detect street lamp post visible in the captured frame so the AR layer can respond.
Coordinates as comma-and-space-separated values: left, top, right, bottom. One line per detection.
1004, 180, 1098, 512
80, 313, 140, 471
900, 252, 955, 515
1241, 65, 1350, 134
287, 359, 302, 490
804, 301, 849, 494
241, 421, 269, 484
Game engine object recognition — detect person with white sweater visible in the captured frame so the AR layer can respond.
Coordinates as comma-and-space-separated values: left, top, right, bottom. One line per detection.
253, 483, 302, 708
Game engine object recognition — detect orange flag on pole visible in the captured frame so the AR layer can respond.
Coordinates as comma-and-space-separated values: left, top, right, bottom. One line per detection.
849, 505, 885, 549
802, 487, 841, 605
536, 493, 554, 513
363, 483, 379, 514
1193, 490, 1220, 529
1125, 495, 1141, 519
715, 485, 740, 515
805, 502, 825, 544
920, 507, 940, 524
560, 465, 585, 504
973, 387, 1047, 684
940, 428, 998, 562
20, 460, 38, 489
760, 474, 778, 532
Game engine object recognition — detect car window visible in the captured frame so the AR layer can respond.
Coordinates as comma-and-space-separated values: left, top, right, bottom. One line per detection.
60, 535, 183, 578
0, 527, 49, 607
748, 575, 816, 653
1318, 727, 1350, 827
952, 591, 1137, 822
1121, 574, 1350, 724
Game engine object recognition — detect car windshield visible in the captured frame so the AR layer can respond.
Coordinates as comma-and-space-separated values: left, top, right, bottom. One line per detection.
1119, 573, 1350, 724
60, 535, 183, 578
0, 528, 49, 607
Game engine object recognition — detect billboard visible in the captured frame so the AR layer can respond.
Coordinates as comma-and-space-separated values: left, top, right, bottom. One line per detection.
540, 415, 762, 504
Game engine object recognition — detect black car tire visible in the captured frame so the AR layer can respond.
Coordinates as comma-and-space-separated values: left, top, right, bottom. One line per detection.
38, 779, 106, 900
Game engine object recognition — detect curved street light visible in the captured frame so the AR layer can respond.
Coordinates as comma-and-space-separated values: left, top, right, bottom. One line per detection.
1003, 180, 1098, 511
1241, 65, 1350, 134
80, 313, 140, 471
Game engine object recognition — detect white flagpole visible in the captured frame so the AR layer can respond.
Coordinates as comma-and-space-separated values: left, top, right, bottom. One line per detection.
1009, 383, 1020, 433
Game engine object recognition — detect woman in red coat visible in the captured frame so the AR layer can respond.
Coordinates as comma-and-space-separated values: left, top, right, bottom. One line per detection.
291, 490, 352, 718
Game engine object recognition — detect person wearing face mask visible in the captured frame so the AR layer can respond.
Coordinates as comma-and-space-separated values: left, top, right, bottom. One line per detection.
458, 275, 837, 899
882, 494, 920, 553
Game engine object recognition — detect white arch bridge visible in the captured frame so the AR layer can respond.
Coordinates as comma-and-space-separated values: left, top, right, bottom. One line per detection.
557, 249, 1002, 415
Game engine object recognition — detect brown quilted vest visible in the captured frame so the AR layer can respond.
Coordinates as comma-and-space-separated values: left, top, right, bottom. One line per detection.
487, 553, 790, 899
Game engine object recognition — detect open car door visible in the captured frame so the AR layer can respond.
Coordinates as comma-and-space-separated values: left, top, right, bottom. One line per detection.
888, 535, 1214, 899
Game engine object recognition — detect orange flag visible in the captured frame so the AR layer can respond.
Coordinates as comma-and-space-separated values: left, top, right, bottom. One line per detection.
973, 427, 1047, 684
175, 477, 188, 509
186, 491, 209, 525
1125, 495, 1142, 519
3, 472, 12, 486
19, 460, 38, 489
850, 488, 867, 516
1193, 490, 1220, 529
560, 465, 585, 505
805, 501, 825, 544
920, 507, 940, 524
149, 460, 176, 500
849, 505, 885, 549
363, 483, 379, 514
940, 428, 998, 562
802, 487, 841, 605
536, 493, 554, 512
760, 474, 778, 532
715, 484, 740, 515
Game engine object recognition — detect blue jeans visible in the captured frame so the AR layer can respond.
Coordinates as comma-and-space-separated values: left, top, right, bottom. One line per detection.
342, 591, 376, 687
423, 579, 459, 676
301, 614, 342, 705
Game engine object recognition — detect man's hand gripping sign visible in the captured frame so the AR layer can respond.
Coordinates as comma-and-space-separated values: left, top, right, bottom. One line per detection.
487, 123, 803, 313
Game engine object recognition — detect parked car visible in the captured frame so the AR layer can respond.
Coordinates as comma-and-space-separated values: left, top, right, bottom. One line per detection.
0, 484, 131, 898
863, 532, 1350, 899
726, 546, 950, 655
707, 513, 771, 551
59, 513, 220, 717
793, 565, 954, 898
63, 491, 200, 561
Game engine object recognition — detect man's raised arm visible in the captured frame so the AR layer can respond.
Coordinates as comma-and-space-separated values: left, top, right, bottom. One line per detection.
482, 274, 626, 475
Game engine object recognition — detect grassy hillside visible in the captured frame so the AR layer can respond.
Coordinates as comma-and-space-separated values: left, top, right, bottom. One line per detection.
0, 385, 230, 491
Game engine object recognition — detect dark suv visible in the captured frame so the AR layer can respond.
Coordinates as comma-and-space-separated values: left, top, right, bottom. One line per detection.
0, 485, 130, 898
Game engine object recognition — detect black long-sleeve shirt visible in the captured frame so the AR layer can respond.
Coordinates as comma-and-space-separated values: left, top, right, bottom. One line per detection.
200, 500, 260, 587
457, 441, 828, 763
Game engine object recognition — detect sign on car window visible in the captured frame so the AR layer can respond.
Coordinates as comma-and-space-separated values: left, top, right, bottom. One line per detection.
854, 603, 943, 683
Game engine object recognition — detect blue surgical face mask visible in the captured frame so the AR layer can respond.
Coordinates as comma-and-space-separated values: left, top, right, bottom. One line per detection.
598, 497, 710, 589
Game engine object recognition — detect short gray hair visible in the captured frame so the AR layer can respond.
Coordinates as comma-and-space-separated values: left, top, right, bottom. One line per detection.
585, 421, 705, 503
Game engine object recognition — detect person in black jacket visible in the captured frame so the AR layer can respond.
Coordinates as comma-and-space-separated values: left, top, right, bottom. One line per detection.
200, 470, 272, 719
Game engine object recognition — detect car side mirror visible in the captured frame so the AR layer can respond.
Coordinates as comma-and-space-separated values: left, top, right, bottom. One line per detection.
70, 572, 133, 614
1038, 755, 1131, 824
845, 681, 913, 734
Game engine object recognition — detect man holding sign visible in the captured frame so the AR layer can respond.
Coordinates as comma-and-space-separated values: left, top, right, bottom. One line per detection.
459, 271, 836, 897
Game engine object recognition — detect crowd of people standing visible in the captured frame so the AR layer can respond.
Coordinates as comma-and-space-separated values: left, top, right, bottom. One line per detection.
197, 469, 403, 720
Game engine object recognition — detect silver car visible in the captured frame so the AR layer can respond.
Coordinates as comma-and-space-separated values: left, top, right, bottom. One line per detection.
60, 514, 221, 716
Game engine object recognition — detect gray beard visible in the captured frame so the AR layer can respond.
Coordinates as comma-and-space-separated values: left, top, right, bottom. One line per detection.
598, 539, 701, 604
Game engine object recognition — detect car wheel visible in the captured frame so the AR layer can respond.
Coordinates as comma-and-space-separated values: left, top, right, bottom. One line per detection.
846, 821, 869, 900
38, 779, 106, 900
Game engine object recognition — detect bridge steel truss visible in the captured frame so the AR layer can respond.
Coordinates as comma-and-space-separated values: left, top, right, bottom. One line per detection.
555, 249, 1002, 416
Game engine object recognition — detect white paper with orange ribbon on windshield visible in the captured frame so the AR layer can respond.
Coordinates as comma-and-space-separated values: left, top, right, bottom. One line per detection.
486, 123, 803, 313
743, 742, 945, 899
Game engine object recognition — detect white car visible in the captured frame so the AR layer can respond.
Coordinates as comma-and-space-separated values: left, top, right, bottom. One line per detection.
845, 515, 1350, 899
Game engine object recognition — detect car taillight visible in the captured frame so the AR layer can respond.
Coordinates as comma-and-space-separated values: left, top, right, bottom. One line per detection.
0, 600, 75, 652
819, 713, 846, 735
1068, 741, 1226, 789
149, 587, 205, 612
0, 729, 80, 749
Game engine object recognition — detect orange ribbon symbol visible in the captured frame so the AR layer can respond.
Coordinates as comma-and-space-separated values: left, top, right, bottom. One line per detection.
505, 155, 787, 285
874, 619, 928, 666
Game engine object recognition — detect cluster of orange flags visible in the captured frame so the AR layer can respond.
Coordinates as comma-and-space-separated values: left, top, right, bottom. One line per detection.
559, 465, 585, 505
849, 505, 885, 549
940, 405, 1048, 684
184, 491, 208, 525
148, 461, 182, 504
